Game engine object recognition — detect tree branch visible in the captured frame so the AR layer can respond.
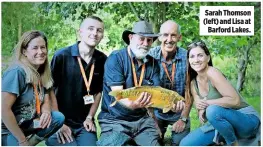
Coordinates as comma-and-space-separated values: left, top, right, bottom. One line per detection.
128, 2, 141, 20
143, 2, 149, 21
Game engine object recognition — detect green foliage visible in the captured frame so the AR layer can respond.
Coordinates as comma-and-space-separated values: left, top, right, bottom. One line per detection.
1, 2, 261, 96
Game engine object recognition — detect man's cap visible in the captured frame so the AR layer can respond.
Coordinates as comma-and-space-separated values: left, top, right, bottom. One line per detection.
122, 21, 160, 44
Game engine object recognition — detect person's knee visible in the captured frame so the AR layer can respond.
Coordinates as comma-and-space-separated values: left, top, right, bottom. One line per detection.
179, 136, 191, 146
77, 131, 97, 146
45, 134, 56, 146
206, 105, 222, 121
51, 111, 65, 126
97, 130, 130, 146
172, 129, 190, 146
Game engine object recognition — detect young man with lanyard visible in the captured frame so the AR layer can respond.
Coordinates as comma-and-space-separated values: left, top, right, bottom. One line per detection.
148, 20, 193, 145
97, 21, 161, 146
46, 16, 107, 146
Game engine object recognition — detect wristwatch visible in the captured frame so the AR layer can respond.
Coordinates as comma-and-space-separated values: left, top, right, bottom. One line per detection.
86, 115, 93, 121
179, 116, 188, 123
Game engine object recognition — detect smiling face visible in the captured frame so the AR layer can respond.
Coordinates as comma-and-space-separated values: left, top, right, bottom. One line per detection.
23, 36, 47, 69
188, 46, 210, 72
159, 20, 181, 53
79, 18, 104, 47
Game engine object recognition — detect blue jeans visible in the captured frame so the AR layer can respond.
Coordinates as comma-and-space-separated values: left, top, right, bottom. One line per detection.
2, 111, 64, 146
46, 126, 97, 146
180, 105, 260, 146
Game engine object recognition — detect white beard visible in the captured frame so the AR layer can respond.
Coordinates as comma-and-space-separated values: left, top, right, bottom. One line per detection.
131, 47, 149, 59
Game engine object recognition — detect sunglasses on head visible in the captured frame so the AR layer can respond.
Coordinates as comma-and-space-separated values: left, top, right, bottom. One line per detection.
187, 41, 207, 49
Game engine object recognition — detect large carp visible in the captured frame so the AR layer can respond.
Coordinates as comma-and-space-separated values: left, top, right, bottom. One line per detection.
109, 86, 184, 113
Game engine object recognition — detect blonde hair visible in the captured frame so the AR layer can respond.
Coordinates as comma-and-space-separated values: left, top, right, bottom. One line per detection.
11, 30, 53, 89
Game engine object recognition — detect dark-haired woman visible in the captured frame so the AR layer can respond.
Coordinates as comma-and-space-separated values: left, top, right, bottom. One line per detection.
180, 41, 260, 146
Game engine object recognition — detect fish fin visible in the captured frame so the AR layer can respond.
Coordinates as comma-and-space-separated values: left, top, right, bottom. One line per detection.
163, 107, 171, 113
110, 101, 117, 107
109, 90, 121, 97
145, 102, 154, 108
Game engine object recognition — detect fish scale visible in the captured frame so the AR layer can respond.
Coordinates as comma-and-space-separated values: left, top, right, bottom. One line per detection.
109, 86, 184, 113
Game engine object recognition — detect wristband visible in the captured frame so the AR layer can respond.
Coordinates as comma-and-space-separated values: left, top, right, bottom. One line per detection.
18, 139, 27, 145
86, 115, 93, 121
179, 116, 188, 123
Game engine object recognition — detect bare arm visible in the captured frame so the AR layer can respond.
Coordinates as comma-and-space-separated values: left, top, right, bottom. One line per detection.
206, 67, 240, 108
41, 94, 51, 113
180, 90, 193, 118
49, 89, 59, 111
190, 82, 207, 123
87, 92, 102, 118
1, 92, 27, 143
190, 81, 201, 108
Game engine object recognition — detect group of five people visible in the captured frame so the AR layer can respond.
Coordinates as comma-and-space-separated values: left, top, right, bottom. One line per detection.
1, 16, 260, 146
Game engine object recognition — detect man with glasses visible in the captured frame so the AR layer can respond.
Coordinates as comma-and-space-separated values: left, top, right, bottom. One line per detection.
97, 21, 161, 146
148, 20, 192, 145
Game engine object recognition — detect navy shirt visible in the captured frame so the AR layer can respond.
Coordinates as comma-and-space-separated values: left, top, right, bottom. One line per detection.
98, 48, 160, 121
148, 46, 187, 121
51, 42, 107, 127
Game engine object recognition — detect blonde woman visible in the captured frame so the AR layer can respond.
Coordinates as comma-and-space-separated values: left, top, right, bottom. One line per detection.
1, 30, 64, 146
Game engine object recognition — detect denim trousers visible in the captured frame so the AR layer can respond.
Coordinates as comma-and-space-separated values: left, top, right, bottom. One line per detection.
2, 111, 64, 146
45, 125, 97, 146
180, 105, 260, 146
97, 115, 160, 146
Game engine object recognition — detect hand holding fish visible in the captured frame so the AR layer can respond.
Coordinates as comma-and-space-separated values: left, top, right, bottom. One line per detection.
196, 99, 209, 110
171, 100, 185, 113
109, 86, 185, 113
131, 92, 153, 109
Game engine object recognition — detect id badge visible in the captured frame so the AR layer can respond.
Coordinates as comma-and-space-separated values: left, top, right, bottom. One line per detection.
33, 118, 41, 128
83, 95, 94, 105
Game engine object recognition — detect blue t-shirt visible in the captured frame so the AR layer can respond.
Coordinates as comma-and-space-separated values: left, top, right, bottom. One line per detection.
98, 48, 161, 121
148, 46, 187, 121
1, 65, 46, 134
51, 42, 107, 127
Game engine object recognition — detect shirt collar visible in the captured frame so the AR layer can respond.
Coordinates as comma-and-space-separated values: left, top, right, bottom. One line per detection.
158, 46, 183, 63
71, 41, 97, 64
71, 41, 81, 57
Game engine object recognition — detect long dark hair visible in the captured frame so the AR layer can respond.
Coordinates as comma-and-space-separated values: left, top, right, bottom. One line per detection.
185, 41, 213, 101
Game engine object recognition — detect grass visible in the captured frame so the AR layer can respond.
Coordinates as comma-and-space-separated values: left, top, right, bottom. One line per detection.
38, 96, 260, 146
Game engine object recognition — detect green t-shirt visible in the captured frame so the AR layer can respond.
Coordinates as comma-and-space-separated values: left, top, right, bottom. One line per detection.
1, 65, 46, 134
193, 78, 249, 109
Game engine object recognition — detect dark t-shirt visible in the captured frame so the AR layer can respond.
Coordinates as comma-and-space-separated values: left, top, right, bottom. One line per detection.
1, 65, 46, 134
51, 42, 107, 128
98, 48, 160, 121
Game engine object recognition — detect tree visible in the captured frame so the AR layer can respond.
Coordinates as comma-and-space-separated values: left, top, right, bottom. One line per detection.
2, 2, 261, 96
